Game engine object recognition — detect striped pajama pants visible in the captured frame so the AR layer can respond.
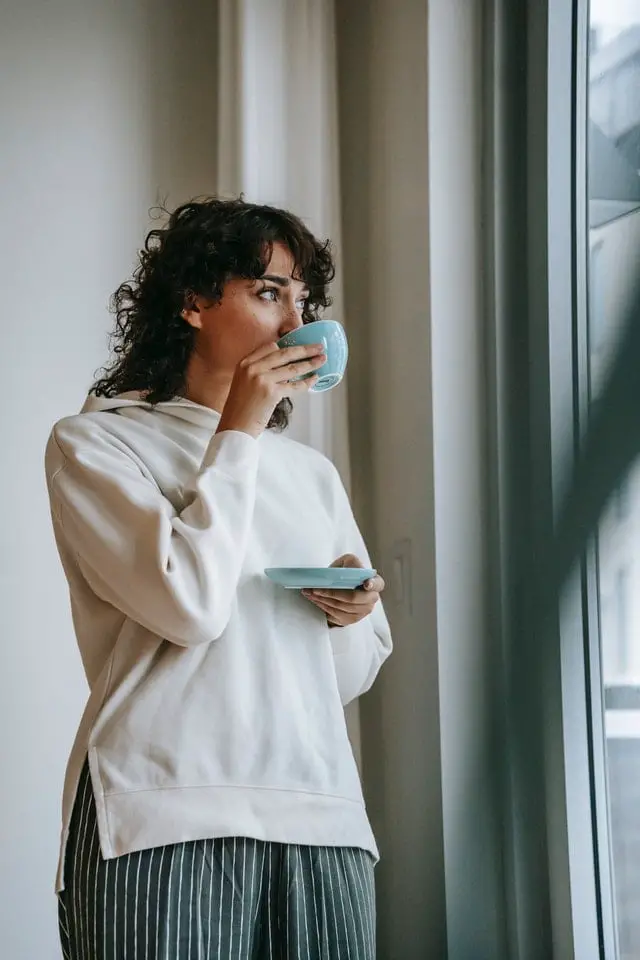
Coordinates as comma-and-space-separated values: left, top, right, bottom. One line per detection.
58, 761, 376, 959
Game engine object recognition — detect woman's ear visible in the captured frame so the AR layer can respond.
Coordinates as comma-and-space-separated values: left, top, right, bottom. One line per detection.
181, 297, 202, 330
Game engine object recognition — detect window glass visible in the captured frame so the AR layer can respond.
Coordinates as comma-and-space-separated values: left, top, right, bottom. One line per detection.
588, 3, 640, 956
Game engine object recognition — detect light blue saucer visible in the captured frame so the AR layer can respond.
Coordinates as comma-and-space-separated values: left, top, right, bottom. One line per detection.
265, 567, 376, 590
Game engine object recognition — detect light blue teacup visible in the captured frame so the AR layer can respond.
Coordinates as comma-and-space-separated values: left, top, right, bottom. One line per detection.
277, 319, 348, 393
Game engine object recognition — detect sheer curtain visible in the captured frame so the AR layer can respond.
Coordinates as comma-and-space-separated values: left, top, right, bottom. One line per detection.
216, 0, 351, 486
216, 0, 360, 758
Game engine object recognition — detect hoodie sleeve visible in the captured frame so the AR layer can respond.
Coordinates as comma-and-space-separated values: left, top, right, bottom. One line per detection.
45, 419, 259, 647
326, 464, 393, 706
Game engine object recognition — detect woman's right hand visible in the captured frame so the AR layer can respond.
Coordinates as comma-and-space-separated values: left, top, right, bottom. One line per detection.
216, 341, 327, 438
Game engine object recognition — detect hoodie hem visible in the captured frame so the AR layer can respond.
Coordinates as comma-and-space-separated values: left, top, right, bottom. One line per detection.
56, 779, 379, 893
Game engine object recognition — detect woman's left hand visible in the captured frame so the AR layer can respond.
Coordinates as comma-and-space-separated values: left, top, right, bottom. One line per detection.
302, 554, 386, 627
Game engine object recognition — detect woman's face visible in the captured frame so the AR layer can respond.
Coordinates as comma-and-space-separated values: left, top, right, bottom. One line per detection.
182, 242, 310, 376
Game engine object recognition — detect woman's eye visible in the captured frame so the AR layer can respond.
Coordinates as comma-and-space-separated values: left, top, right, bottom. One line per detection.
259, 288, 278, 302
259, 287, 308, 310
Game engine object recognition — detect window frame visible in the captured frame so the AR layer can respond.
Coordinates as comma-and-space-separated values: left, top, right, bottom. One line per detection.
529, 0, 621, 954
528, 0, 602, 953
487, 0, 623, 956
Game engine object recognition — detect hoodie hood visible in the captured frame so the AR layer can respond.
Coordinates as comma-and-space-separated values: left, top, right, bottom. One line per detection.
80, 391, 222, 430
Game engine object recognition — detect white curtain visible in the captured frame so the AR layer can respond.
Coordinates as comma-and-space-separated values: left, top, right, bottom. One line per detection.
216, 0, 360, 759
216, 0, 351, 492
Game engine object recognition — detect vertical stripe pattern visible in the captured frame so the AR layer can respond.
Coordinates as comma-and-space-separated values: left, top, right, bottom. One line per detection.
58, 761, 376, 958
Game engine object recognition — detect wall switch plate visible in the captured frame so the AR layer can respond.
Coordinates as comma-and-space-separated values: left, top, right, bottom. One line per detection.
389, 537, 413, 615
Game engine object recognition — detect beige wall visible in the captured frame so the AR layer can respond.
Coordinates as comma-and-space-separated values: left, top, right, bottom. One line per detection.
336, 0, 443, 955
336, 1, 504, 957
0, 1, 217, 955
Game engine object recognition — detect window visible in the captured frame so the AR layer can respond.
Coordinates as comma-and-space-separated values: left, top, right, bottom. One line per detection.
589, 241, 606, 351
484, 2, 640, 953
587, 2, 640, 957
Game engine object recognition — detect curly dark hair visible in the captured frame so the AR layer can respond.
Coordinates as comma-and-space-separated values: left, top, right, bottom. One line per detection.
91, 195, 336, 431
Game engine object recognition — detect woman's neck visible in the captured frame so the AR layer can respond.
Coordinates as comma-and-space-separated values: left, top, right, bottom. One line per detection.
183, 353, 230, 414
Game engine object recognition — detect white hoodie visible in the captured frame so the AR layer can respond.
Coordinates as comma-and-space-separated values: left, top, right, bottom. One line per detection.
45, 393, 392, 892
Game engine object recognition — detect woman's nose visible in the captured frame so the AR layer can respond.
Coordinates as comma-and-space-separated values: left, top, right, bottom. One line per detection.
279, 311, 304, 337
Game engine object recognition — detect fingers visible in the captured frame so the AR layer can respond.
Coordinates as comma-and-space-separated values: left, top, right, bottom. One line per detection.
243, 341, 282, 364
246, 342, 325, 374
304, 575, 385, 602
307, 595, 351, 617
273, 353, 326, 385
242, 343, 326, 394
330, 554, 364, 569
303, 588, 372, 606
307, 596, 369, 624
282, 374, 320, 394
365, 574, 385, 594
328, 555, 384, 591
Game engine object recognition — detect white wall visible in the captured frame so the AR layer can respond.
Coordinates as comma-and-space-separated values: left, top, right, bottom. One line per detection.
0, 1, 218, 955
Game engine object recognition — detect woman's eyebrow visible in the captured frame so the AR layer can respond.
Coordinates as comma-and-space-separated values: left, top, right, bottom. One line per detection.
261, 274, 310, 292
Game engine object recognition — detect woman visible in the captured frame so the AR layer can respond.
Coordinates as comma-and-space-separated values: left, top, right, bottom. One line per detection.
46, 196, 392, 959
